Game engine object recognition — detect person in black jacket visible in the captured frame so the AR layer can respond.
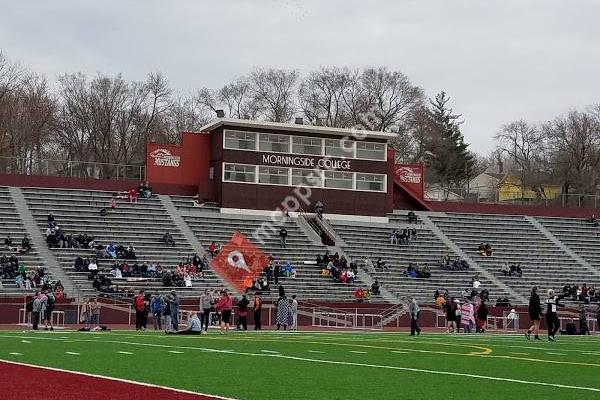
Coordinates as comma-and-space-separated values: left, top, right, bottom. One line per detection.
236, 295, 250, 330
546, 289, 564, 342
525, 286, 543, 341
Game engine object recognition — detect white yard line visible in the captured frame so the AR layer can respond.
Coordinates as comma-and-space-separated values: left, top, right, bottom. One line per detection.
349, 350, 367, 354
65, 351, 80, 355
168, 350, 184, 354
260, 350, 280, 354
118, 351, 134, 355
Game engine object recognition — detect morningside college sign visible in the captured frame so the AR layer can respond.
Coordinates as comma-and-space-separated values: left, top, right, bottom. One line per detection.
261, 154, 351, 170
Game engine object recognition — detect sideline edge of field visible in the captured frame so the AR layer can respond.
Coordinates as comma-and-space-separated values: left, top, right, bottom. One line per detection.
2, 334, 600, 393
0, 359, 237, 400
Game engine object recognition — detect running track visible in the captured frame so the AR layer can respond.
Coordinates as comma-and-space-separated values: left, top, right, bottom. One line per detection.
0, 361, 228, 400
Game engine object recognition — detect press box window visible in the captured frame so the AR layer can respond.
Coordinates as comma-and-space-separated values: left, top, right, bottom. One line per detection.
223, 164, 256, 183
325, 139, 354, 158
356, 173, 385, 192
291, 168, 323, 187
356, 142, 386, 160
292, 136, 322, 155
258, 166, 290, 185
224, 130, 257, 150
324, 171, 353, 189
259, 133, 290, 153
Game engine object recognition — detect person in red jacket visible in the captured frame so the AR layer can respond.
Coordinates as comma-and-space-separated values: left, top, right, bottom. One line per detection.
134, 290, 146, 331
215, 290, 233, 334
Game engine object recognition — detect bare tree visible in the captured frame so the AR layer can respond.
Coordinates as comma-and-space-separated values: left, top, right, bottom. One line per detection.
249, 68, 298, 122
495, 120, 549, 198
543, 110, 600, 198
359, 67, 424, 132
298, 66, 352, 127
144, 72, 172, 138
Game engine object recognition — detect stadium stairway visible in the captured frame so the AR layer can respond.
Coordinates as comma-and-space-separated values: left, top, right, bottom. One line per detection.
426, 212, 600, 302
170, 196, 367, 302
20, 188, 228, 299
0, 187, 53, 297
329, 211, 511, 304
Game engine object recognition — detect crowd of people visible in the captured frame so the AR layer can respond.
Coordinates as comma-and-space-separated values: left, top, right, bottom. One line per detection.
403, 263, 430, 278
317, 251, 358, 284
4, 234, 31, 254
438, 254, 470, 271
388, 228, 417, 245
477, 243, 493, 257
501, 263, 523, 277
561, 283, 599, 303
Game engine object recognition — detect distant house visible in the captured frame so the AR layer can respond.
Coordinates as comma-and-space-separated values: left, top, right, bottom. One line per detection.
469, 172, 505, 201
498, 175, 561, 202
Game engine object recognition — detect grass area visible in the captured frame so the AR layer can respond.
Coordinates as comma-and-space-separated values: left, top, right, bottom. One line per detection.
0, 330, 599, 399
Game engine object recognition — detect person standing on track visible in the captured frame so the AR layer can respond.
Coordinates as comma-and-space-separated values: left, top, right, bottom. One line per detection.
43, 290, 55, 331
443, 297, 458, 333
134, 290, 146, 331
199, 289, 213, 332
170, 290, 180, 332
525, 286, 542, 340
236, 295, 249, 331
151, 293, 163, 331
253, 294, 262, 330
215, 290, 233, 334
290, 295, 298, 331
408, 296, 421, 336
546, 289, 564, 341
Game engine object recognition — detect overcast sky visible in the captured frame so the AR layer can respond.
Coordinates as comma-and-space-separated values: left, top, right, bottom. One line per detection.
2, 0, 599, 154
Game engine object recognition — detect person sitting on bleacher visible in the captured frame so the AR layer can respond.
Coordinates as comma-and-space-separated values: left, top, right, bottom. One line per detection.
47, 213, 56, 228
376, 257, 389, 273
389, 229, 399, 245
371, 279, 381, 295
105, 243, 117, 259
501, 263, 510, 276
588, 214, 599, 227
111, 263, 123, 278
124, 244, 137, 259
87, 258, 98, 279
407, 211, 418, 224
19, 236, 32, 254
207, 241, 221, 256
417, 265, 431, 278
509, 264, 523, 277
405, 263, 417, 278
162, 231, 176, 247
138, 181, 153, 199
4, 234, 12, 249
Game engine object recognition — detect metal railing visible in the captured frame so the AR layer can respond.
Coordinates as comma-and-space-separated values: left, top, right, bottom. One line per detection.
0, 156, 145, 181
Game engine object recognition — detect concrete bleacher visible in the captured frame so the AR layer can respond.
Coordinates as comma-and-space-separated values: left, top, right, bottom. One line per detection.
537, 216, 600, 280
427, 212, 600, 300
331, 213, 504, 303
21, 188, 225, 298
0, 187, 50, 297
3, 185, 599, 305
172, 196, 361, 301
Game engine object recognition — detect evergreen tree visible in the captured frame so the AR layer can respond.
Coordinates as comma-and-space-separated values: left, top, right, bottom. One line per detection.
423, 91, 474, 190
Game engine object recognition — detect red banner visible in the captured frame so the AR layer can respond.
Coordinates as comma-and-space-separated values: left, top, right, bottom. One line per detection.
210, 232, 269, 292
393, 163, 424, 199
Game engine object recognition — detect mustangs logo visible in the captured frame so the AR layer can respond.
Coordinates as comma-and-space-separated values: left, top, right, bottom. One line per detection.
395, 166, 422, 184
150, 148, 180, 167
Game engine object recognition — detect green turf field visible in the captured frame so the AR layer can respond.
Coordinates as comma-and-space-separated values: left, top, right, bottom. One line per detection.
0, 330, 599, 399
